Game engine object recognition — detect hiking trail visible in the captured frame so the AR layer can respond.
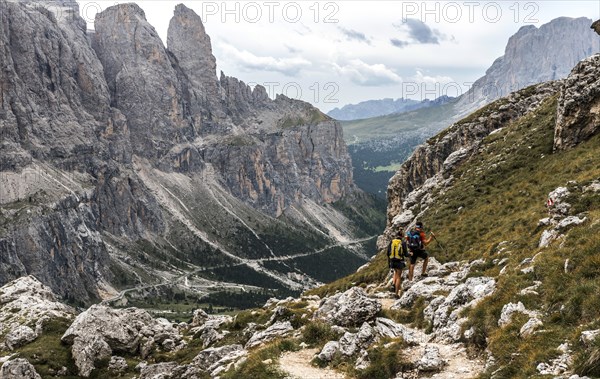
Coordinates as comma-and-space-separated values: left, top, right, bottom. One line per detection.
280, 348, 345, 379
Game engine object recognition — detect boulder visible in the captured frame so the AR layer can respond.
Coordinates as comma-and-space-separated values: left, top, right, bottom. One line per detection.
139, 362, 202, 379
108, 356, 128, 373
556, 216, 587, 230
317, 341, 340, 362
392, 277, 449, 309
62, 305, 182, 352
0, 359, 41, 379
245, 321, 293, 349
4, 326, 37, 350
314, 287, 381, 327
538, 230, 558, 248
0, 276, 75, 345
374, 318, 423, 345
338, 323, 375, 356
498, 302, 539, 327
445, 277, 496, 307
423, 277, 496, 343
62, 305, 182, 376
417, 345, 446, 372
519, 317, 543, 338
71, 334, 112, 377
192, 344, 248, 373
191, 309, 209, 326
580, 329, 600, 346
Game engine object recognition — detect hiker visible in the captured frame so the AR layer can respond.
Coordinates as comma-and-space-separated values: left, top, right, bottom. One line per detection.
406, 221, 434, 281
387, 228, 408, 297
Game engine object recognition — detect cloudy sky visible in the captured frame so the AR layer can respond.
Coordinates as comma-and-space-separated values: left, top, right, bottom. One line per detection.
77, 1, 600, 112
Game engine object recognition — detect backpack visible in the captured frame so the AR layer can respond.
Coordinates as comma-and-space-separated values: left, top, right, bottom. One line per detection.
407, 230, 423, 251
388, 239, 405, 260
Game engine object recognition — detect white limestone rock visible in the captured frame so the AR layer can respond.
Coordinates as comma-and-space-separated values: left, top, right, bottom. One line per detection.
317, 341, 340, 362
519, 317, 543, 338
314, 287, 381, 327
374, 318, 423, 345
539, 229, 559, 248
556, 216, 587, 230
71, 335, 112, 377
417, 345, 446, 372
498, 302, 539, 327
4, 326, 37, 351
192, 344, 248, 373
0, 276, 75, 345
245, 321, 293, 349
392, 210, 414, 226
338, 323, 375, 357
0, 358, 41, 379
108, 356, 128, 373
580, 330, 600, 346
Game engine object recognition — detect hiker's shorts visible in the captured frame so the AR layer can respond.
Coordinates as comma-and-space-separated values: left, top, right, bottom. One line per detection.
409, 249, 428, 265
389, 259, 406, 270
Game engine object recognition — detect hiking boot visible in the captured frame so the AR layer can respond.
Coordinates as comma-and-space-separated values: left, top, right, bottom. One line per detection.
393, 294, 400, 299
389, 285, 396, 293
421, 273, 428, 277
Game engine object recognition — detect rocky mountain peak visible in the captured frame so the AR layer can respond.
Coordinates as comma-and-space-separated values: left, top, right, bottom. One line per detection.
167, 4, 220, 116
457, 17, 599, 115
92, 3, 191, 159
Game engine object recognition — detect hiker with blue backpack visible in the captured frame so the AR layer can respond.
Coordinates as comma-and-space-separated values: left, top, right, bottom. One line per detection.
387, 228, 409, 298
406, 221, 435, 281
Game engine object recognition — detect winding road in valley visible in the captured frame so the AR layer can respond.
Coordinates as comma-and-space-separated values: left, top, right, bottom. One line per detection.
101, 236, 376, 305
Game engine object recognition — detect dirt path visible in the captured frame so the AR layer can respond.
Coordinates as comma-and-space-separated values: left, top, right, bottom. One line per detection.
377, 296, 484, 379
403, 342, 484, 379
280, 348, 346, 379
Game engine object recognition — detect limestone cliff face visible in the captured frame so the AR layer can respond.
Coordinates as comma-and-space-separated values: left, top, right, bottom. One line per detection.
0, 1, 360, 300
457, 17, 599, 115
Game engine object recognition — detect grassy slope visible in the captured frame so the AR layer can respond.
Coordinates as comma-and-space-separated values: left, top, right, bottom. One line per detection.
340, 101, 458, 143
311, 94, 600, 377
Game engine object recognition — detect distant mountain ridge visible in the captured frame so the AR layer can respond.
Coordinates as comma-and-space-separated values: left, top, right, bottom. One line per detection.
340, 16, 600, 198
327, 95, 454, 121
456, 16, 600, 115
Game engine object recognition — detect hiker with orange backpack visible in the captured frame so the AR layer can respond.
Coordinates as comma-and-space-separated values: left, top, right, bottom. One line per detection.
406, 221, 435, 281
387, 228, 409, 298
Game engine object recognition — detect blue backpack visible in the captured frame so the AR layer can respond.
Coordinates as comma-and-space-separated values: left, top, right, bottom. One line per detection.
407, 230, 423, 251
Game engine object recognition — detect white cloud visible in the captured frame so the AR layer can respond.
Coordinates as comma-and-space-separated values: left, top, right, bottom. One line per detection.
411, 70, 454, 84
219, 43, 311, 77
333, 59, 402, 87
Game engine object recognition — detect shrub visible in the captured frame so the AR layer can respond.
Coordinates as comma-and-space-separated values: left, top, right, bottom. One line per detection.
302, 321, 339, 346
355, 342, 413, 379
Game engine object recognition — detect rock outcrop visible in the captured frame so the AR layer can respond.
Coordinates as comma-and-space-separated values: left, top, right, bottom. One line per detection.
555, 54, 600, 150
61, 305, 183, 376
0, 359, 41, 379
0, 276, 75, 350
314, 287, 381, 327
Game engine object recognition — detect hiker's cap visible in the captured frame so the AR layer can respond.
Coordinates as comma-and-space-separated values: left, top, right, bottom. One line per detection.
416, 222, 423, 228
